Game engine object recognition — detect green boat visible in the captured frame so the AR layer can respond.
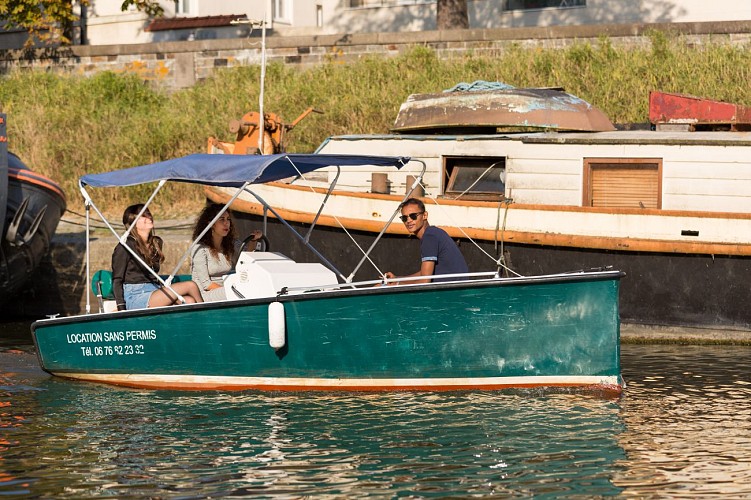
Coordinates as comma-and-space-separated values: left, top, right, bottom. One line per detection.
32, 153, 625, 392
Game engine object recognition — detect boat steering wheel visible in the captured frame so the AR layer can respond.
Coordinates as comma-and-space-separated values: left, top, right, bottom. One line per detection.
241, 233, 270, 252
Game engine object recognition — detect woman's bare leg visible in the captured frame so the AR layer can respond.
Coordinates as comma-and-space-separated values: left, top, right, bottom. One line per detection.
148, 281, 204, 307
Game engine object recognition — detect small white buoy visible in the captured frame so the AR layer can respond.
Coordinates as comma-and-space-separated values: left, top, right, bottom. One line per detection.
268, 301, 286, 350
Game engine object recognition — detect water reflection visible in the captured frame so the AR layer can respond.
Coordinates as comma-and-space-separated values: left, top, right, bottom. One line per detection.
2, 329, 751, 498
4, 374, 626, 497
615, 345, 751, 497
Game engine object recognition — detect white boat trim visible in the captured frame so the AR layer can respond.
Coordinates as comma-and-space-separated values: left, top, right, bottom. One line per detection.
54, 372, 623, 391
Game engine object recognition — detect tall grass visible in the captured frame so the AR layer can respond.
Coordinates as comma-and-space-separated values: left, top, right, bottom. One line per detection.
1, 32, 750, 217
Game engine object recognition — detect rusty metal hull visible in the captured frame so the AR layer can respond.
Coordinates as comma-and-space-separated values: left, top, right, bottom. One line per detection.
392, 88, 616, 133
649, 91, 751, 130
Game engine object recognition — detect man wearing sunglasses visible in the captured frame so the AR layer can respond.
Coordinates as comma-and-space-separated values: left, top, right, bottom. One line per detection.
384, 198, 468, 284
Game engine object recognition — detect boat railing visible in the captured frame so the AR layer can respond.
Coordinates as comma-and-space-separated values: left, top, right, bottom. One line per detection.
277, 271, 503, 295
275, 267, 622, 297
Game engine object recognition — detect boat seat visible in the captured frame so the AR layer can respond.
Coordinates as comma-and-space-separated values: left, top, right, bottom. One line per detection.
90, 270, 193, 313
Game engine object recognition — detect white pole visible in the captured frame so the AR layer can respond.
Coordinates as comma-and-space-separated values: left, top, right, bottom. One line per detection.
85, 201, 91, 314
258, 9, 267, 154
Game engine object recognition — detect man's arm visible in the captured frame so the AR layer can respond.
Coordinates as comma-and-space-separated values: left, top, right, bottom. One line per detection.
414, 260, 436, 284
383, 261, 435, 285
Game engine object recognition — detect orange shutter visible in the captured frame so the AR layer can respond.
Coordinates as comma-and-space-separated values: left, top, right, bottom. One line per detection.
585, 159, 661, 208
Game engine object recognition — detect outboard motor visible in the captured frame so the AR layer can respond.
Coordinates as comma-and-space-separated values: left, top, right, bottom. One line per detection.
223, 251, 338, 301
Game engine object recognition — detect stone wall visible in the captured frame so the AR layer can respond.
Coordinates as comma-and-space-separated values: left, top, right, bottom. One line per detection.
2, 21, 751, 90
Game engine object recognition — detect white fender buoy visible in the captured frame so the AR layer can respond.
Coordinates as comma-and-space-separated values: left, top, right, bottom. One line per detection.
268, 301, 286, 350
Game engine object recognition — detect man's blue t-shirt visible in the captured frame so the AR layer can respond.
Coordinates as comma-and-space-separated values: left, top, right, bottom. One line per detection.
420, 225, 468, 280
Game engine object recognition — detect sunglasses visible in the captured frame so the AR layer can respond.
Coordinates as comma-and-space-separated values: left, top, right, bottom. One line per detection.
399, 211, 424, 223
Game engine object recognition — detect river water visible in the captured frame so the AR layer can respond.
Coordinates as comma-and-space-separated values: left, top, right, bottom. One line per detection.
1, 321, 750, 498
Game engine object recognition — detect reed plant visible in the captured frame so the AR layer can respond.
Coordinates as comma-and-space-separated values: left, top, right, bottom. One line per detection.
1, 30, 750, 218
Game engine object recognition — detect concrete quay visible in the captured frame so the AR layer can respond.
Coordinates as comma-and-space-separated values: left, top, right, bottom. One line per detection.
7, 217, 194, 319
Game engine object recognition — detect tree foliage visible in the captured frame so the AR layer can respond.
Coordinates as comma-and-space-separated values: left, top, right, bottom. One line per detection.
2, 1, 469, 48
120, 0, 163, 17
0, 0, 86, 45
0, 0, 163, 47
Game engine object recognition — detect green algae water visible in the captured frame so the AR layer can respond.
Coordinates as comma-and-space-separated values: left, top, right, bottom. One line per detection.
2, 324, 750, 498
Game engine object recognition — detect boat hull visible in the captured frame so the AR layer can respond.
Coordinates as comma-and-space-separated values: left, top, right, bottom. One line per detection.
393, 88, 616, 133
1, 152, 66, 306
32, 273, 623, 392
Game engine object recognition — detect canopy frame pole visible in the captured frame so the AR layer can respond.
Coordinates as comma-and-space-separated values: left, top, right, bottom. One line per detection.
347, 160, 426, 283
280, 156, 411, 283
119, 180, 165, 244
280, 156, 341, 244
85, 200, 91, 314
168, 181, 251, 279
242, 187, 346, 282
303, 165, 340, 243
79, 180, 186, 304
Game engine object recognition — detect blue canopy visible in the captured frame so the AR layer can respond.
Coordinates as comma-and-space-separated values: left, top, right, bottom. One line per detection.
80, 153, 410, 188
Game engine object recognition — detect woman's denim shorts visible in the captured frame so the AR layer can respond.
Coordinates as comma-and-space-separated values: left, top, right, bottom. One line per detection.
123, 283, 159, 310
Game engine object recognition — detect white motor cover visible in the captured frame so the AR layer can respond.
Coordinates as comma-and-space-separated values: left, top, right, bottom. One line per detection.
223, 251, 338, 300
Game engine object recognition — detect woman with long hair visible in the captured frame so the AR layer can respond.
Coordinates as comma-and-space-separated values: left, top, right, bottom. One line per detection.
111, 204, 203, 310
190, 203, 262, 301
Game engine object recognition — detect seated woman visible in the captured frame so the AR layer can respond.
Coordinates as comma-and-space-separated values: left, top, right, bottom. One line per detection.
112, 204, 204, 311
190, 203, 263, 301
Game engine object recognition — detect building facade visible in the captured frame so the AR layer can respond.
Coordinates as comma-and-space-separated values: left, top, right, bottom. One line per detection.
2, 0, 751, 49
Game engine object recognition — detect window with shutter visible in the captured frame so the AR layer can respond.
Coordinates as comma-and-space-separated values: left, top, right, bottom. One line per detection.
583, 158, 662, 208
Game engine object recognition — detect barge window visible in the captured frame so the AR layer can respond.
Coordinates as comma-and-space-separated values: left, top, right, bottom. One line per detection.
583, 158, 662, 209
443, 156, 505, 200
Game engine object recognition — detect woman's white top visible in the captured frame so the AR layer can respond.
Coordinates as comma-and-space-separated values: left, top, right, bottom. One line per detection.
190, 240, 242, 301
